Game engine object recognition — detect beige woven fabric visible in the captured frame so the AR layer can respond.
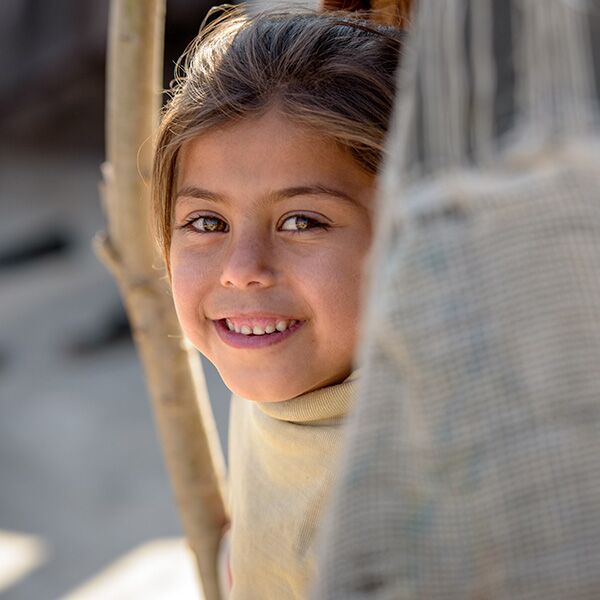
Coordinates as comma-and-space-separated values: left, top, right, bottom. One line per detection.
313, 1, 600, 598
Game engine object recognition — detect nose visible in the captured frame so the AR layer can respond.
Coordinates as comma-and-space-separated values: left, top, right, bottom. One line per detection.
219, 231, 276, 289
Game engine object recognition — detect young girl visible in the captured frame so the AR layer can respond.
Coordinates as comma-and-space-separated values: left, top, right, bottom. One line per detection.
152, 7, 403, 598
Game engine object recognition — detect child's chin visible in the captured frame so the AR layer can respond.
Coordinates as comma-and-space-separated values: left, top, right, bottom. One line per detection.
231, 387, 298, 403
225, 378, 306, 403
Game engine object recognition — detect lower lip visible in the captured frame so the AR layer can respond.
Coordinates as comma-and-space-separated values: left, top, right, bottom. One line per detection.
213, 319, 304, 349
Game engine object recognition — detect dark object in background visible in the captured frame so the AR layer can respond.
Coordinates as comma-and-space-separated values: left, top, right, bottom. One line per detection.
323, 0, 371, 9
65, 303, 132, 357
0, 0, 234, 153
0, 229, 72, 270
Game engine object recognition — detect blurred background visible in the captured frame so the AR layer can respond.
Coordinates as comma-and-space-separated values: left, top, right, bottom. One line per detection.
0, 0, 322, 597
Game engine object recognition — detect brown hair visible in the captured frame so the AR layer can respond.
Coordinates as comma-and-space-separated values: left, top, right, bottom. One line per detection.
152, 7, 404, 264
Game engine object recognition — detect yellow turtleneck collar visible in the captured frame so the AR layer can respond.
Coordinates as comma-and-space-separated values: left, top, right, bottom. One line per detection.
251, 369, 360, 424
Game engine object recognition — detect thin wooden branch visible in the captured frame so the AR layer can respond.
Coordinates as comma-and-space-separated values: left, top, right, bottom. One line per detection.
99, 2, 228, 598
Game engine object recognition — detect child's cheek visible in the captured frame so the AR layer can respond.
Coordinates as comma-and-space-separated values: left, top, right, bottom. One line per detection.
169, 245, 211, 342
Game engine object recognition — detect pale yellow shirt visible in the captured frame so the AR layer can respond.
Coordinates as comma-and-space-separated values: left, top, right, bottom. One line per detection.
227, 373, 358, 599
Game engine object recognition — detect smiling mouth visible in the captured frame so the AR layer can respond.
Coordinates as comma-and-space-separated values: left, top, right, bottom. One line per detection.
223, 318, 298, 336
213, 318, 304, 348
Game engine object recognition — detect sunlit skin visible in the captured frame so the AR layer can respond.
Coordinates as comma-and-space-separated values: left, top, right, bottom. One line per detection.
169, 109, 375, 402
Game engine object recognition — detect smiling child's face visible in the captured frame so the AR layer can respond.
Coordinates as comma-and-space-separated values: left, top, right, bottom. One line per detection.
170, 109, 375, 402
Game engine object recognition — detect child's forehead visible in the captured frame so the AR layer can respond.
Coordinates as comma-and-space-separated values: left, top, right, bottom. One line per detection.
179, 110, 330, 157
176, 110, 374, 199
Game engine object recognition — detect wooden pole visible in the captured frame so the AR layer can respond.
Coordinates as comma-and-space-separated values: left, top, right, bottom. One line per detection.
98, 2, 228, 598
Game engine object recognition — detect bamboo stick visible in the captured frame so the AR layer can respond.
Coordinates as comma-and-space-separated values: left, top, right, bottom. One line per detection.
98, 2, 228, 598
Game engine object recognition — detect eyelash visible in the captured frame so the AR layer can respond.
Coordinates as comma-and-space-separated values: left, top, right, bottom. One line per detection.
180, 214, 331, 234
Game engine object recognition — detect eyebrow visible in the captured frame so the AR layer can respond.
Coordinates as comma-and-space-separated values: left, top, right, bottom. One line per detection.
176, 184, 361, 207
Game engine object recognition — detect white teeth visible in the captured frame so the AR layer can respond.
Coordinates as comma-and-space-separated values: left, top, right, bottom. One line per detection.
226, 319, 298, 335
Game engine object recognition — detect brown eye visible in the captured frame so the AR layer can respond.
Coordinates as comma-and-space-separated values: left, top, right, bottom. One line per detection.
280, 215, 328, 232
190, 216, 228, 233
